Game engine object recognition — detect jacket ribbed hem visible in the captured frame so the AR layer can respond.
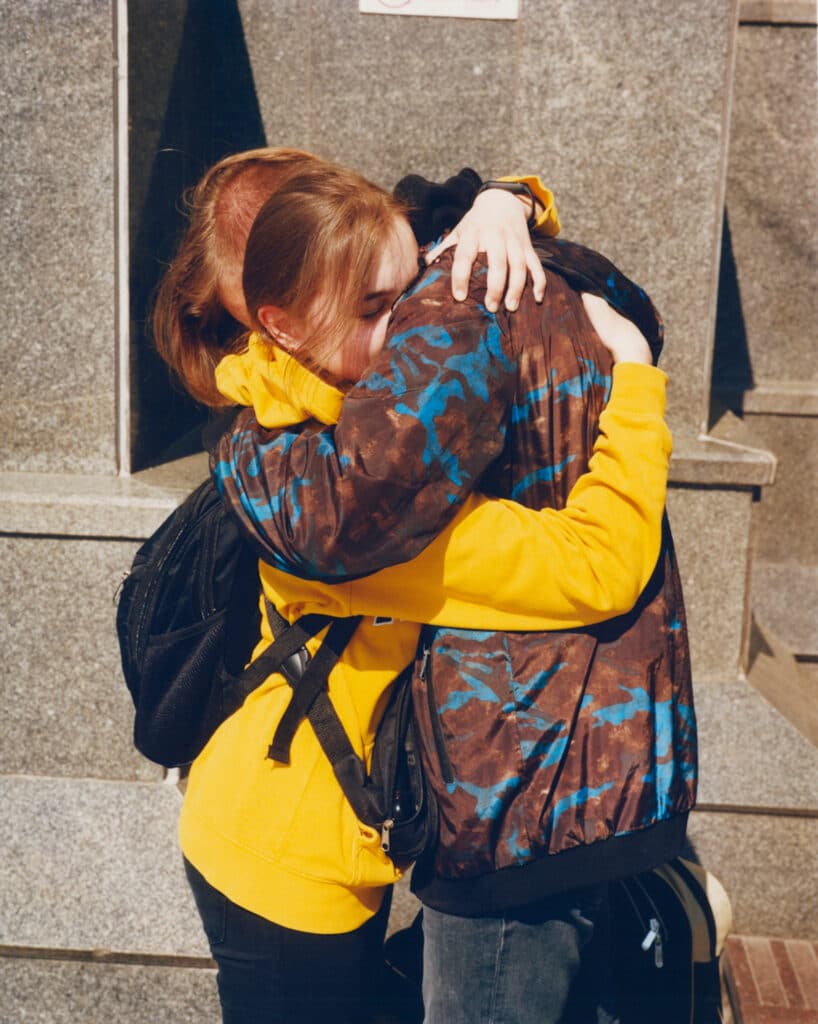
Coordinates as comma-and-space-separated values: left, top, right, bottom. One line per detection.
411, 813, 689, 917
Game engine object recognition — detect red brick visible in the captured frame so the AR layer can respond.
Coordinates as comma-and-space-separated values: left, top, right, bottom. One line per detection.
770, 939, 805, 1009
726, 937, 818, 1024
743, 937, 787, 1007
787, 942, 818, 1011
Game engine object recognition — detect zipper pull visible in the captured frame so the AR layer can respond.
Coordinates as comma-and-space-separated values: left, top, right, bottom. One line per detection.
641, 918, 663, 968
381, 818, 394, 853
418, 646, 430, 681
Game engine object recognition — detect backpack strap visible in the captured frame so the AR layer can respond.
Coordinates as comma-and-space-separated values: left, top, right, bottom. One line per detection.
224, 597, 364, 768
223, 611, 335, 712
268, 614, 362, 764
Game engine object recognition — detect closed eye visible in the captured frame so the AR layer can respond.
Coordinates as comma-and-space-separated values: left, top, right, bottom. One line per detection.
361, 302, 389, 321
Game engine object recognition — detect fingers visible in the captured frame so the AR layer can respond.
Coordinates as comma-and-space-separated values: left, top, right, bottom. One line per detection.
450, 232, 481, 302
426, 232, 457, 265
527, 250, 547, 303
482, 235, 509, 312
496, 239, 524, 312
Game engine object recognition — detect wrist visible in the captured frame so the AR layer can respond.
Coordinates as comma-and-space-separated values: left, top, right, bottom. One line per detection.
475, 180, 538, 228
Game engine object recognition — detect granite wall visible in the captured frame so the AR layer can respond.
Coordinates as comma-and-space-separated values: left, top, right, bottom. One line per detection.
0, 0, 119, 476
0, 6, 815, 1019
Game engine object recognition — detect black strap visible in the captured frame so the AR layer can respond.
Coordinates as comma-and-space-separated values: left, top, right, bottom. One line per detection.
225, 611, 334, 710
225, 601, 365, 777
268, 615, 362, 763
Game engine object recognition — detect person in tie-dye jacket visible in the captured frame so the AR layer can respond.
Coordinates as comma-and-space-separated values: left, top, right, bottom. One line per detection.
153, 149, 678, 1023
211, 164, 697, 1022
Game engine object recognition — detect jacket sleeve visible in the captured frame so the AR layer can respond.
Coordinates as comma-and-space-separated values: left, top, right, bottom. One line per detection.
214, 263, 517, 581
260, 363, 671, 630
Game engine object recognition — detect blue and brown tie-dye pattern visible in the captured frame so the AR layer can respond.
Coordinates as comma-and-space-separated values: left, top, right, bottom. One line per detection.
215, 243, 696, 912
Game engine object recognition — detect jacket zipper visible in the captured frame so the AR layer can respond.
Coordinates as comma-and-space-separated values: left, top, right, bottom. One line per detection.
419, 642, 455, 784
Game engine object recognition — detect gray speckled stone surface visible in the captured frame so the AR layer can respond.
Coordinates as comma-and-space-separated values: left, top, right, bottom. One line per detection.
693, 680, 818, 811
667, 484, 755, 683
238, 0, 314, 152
744, 413, 818, 566
0, 453, 209, 538
0, 776, 208, 957
306, 4, 518, 189
669, 433, 776, 487
753, 561, 818, 656
0, 959, 219, 1024
0, 1, 117, 475
722, 23, 818, 387
0, 535, 159, 780
513, 0, 736, 433
686, 810, 818, 939
387, 872, 422, 938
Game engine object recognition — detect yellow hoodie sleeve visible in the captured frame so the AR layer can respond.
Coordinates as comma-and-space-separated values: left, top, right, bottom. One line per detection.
500, 175, 561, 235
263, 362, 671, 631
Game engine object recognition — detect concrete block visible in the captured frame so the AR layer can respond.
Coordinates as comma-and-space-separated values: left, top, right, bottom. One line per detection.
719, 22, 818, 388
686, 810, 818, 939
304, 3, 517, 190
745, 618, 818, 749
667, 483, 755, 683
513, 0, 737, 433
0, 457, 208, 780
744, 412, 818, 566
387, 873, 422, 939
0, 0, 117, 475
693, 681, 818, 811
0, 958, 219, 1024
0, 776, 207, 957
753, 561, 818, 657
0, 535, 159, 781
237, 0, 314, 151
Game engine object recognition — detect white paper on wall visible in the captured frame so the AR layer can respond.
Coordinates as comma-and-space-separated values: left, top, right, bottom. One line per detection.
359, 0, 519, 20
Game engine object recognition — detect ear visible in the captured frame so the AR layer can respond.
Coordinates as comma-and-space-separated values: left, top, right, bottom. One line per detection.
257, 304, 302, 352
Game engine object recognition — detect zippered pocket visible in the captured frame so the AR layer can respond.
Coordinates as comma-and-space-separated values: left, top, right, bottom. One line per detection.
622, 875, 669, 969
418, 641, 455, 785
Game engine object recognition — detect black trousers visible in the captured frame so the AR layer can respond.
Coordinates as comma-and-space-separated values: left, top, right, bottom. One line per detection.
184, 859, 392, 1024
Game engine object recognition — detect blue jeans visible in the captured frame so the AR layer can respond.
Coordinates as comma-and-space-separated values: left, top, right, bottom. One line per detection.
421, 885, 618, 1024
184, 859, 391, 1024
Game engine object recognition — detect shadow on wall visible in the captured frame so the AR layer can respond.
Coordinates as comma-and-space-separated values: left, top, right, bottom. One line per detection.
709, 210, 754, 429
129, 0, 266, 472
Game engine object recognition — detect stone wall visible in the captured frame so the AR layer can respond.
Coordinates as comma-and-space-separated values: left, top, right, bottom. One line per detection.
0, 3, 815, 1017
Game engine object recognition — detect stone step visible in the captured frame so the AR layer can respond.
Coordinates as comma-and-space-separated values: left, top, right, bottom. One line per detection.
676, 675, 818, 939
0, 773, 221, 1020
0, 957, 219, 1024
0, 775, 207, 959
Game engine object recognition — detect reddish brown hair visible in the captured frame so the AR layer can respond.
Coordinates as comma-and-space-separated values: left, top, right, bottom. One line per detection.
151, 148, 329, 407
242, 163, 407, 381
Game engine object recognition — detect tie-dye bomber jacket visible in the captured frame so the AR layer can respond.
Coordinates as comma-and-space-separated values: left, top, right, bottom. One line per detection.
215, 239, 698, 916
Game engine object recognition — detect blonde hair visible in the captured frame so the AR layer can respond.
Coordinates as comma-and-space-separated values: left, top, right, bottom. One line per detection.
151, 147, 329, 407
243, 163, 407, 379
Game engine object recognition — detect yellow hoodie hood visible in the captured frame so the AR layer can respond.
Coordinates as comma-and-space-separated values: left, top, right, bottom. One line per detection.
215, 333, 343, 429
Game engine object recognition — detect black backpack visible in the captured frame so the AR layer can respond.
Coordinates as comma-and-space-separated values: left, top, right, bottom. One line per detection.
611, 858, 732, 1023
115, 475, 436, 863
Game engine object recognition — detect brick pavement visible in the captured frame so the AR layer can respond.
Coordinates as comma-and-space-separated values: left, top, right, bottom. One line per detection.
725, 936, 818, 1023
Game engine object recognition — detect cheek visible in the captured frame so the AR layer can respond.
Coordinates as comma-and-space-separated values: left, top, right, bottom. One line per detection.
342, 317, 389, 380
367, 314, 391, 359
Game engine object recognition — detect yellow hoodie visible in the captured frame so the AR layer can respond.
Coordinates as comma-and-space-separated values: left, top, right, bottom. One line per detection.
179, 335, 671, 934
